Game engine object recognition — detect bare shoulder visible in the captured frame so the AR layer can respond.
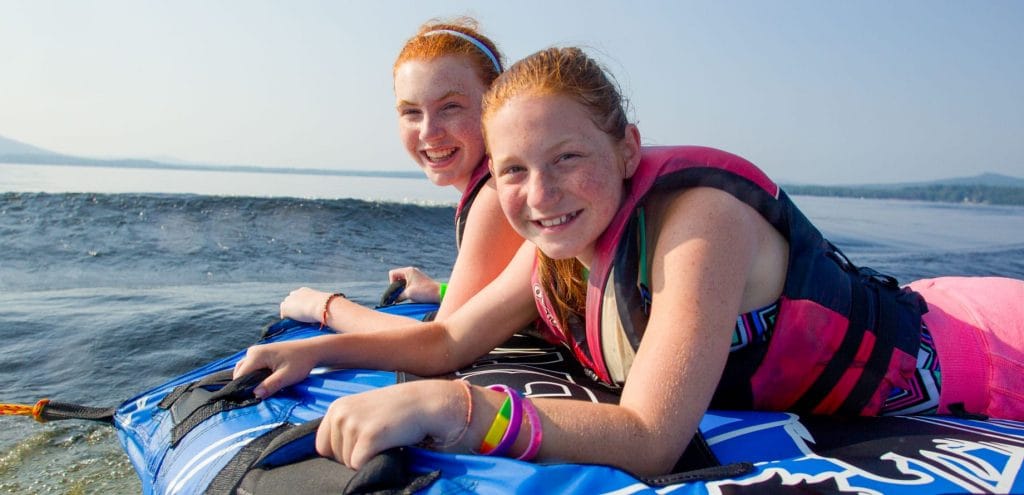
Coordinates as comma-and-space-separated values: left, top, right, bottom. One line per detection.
646, 186, 761, 242
457, 177, 522, 266
437, 177, 524, 317
461, 178, 517, 240
645, 186, 786, 311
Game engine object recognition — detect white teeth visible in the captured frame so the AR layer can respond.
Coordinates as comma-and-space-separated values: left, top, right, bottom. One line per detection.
424, 148, 456, 161
538, 211, 577, 227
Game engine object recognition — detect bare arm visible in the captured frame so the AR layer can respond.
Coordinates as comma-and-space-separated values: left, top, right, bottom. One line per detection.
282, 180, 523, 332
280, 287, 426, 331
238, 242, 540, 396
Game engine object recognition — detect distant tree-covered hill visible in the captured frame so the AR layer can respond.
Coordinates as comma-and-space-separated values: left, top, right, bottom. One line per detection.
784, 174, 1024, 206
0, 134, 58, 156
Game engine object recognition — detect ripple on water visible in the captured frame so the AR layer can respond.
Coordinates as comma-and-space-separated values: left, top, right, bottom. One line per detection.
0, 422, 140, 494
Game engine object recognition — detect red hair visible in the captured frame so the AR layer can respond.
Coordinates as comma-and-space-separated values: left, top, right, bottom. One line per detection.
394, 17, 503, 87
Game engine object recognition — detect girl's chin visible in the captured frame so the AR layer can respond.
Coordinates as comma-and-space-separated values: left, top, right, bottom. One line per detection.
423, 170, 456, 187
423, 163, 474, 188
532, 242, 583, 261
424, 174, 448, 186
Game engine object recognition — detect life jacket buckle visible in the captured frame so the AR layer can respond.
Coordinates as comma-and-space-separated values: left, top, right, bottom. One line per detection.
825, 242, 855, 272
858, 266, 899, 289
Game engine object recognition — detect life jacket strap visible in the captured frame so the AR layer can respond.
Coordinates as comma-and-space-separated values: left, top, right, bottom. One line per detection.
791, 242, 909, 415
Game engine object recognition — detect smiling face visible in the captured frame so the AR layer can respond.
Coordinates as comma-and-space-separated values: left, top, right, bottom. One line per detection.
487, 93, 639, 265
394, 55, 488, 192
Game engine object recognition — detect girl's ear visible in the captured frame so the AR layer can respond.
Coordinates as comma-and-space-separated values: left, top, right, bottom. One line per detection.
621, 124, 642, 179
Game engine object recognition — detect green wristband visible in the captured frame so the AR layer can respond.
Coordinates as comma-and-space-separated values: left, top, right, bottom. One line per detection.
438, 282, 448, 301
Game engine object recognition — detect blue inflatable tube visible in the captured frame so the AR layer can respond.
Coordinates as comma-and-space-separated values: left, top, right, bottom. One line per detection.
114, 303, 1024, 494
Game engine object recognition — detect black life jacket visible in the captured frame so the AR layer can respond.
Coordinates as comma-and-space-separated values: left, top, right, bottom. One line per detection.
532, 146, 927, 415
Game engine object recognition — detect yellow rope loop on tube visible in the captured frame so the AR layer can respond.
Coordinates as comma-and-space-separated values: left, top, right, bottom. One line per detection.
32, 399, 50, 423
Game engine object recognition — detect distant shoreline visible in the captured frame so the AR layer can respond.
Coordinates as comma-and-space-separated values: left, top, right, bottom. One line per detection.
782, 184, 1024, 206
0, 154, 425, 180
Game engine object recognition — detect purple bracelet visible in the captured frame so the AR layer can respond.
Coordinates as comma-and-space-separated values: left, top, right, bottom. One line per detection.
478, 384, 523, 456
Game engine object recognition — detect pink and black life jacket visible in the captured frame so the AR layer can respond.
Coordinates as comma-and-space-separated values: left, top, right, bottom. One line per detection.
532, 146, 927, 416
454, 160, 492, 249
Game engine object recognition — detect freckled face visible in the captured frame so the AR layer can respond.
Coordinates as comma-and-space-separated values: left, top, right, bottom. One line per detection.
394, 56, 487, 192
487, 93, 633, 265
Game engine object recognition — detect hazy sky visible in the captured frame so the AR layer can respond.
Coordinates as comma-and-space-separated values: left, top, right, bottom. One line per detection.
2, 0, 1022, 184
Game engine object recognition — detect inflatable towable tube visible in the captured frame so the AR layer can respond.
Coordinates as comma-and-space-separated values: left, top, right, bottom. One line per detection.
114, 303, 1024, 495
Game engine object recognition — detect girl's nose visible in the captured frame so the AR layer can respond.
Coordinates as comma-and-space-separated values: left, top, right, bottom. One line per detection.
419, 114, 444, 142
526, 169, 560, 209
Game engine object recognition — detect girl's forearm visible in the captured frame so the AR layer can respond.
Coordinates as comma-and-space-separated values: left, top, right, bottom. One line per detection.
522, 399, 686, 476
324, 296, 426, 333
316, 321, 465, 377
443, 389, 683, 476
528, 399, 687, 476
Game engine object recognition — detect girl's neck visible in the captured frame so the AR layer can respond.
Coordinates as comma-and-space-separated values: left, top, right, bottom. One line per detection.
452, 158, 488, 194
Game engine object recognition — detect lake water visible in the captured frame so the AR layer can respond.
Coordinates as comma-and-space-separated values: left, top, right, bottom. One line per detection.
0, 162, 459, 204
